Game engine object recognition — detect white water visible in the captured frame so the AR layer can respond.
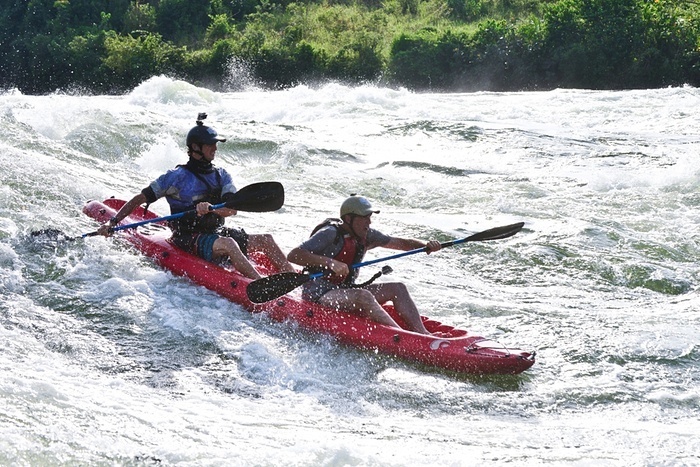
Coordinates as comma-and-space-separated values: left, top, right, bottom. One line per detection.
1, 77, 699, 466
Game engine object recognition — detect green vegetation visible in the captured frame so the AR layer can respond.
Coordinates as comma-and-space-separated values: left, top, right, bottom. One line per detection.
1, 0, 699, 94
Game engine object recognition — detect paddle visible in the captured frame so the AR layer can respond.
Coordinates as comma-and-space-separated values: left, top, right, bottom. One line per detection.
32, 181, 284, 241
246, 221, 525, 304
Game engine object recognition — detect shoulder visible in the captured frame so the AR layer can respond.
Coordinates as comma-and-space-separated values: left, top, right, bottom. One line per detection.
158, 165, 189, 178
308, 218, 343, 237
311, 225, 340, 242
213, 166, 233, 183
155, 166, 191, 183
299, 224, 340, 251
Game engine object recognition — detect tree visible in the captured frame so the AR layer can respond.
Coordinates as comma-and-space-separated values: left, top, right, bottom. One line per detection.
156, 0, 213, 45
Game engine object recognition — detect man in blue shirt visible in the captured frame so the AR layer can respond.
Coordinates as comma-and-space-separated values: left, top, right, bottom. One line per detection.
98, 116, 293, 280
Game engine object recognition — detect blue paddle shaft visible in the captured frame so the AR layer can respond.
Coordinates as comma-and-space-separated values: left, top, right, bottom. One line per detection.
308, 239, 465, 279
93, 202, 228, 237
307, 222, 524, 279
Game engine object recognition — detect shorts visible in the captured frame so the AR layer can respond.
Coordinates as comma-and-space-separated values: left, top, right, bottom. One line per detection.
172, 227, 249, 262
302, 278, 343, 302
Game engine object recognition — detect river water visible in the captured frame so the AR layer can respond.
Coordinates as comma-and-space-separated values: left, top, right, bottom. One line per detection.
1, 77, 699, 466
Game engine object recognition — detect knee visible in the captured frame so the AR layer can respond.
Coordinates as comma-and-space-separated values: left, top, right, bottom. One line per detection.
255, 234, 276, 248
215, 237, 243, 256
382, 282, 409, 301
385, 282, 409, 298
354, 289, 379, 308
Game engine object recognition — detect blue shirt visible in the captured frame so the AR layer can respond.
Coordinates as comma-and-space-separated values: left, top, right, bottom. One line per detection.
147, 165, 236, 214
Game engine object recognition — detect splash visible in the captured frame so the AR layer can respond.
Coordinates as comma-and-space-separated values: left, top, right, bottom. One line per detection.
223, 57, 258, 92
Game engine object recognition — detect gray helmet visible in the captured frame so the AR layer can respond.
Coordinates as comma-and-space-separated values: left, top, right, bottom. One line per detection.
186, 120, 226, 147
340, 196, 380, 217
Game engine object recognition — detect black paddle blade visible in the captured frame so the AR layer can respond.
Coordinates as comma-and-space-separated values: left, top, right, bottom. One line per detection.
31, 228, 66, 238
246, 272, 311, 303
29, 228, 102, 242
225, 181, 284, 212
441, 222, 525, 248
29, 228, 77, 242
466, 222, 525, 242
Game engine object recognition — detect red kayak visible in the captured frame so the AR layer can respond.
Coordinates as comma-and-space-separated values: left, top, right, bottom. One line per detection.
83, 198, 535, 375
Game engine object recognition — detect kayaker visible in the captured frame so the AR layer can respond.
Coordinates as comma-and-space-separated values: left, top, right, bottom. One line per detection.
96, 114, 294, 280
287, 195, 441, 335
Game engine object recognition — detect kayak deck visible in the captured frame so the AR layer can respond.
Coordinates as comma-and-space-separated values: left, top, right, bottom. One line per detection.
83, 198, 535, 375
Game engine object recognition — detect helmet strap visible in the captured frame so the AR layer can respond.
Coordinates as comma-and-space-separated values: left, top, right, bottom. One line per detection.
342, 214, 363, 243
188, 143, 205, 158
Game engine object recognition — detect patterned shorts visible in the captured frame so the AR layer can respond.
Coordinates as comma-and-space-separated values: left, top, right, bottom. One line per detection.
172, 227, 249, 262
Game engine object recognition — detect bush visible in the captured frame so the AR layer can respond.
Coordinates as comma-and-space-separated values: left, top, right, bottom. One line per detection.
67, 31, 112, 92
103, 32, 188, 91
2, 0, 700, 93
448, 0, 484, 21
388, 29, 443, 89
123, 1, 158, 34
537, 0, 693, 89
156, 0, 213, 45
206, 14, 234, 44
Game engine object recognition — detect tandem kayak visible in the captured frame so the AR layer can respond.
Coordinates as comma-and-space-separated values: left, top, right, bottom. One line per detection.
83, 198, 536, 375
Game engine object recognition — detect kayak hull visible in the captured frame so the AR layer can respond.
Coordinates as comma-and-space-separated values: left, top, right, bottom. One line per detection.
83, 199, 535, 375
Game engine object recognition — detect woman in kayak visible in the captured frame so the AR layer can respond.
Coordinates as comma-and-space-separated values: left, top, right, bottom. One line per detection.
287, 196, 441, 335
97, 114, 294, 280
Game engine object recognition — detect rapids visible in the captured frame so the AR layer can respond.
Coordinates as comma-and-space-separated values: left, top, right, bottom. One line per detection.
1, 78, 699, 465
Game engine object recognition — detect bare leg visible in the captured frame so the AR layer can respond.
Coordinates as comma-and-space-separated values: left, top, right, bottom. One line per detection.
212, 237, 261, 280
319, 288, 403, 330
248, 233, 295, 273
365, 282, 430, 334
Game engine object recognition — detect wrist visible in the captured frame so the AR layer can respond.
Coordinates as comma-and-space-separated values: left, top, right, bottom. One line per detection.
109, 216, 119, 226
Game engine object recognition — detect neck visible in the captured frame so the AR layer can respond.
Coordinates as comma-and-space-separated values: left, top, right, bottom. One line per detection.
185, 156, 214, 174
341, 219, 364, 243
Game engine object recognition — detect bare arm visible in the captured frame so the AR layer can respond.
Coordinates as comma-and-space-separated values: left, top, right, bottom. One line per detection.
287, 247, 349, 278
97, 193, 147, 236
383, 237, 442, 254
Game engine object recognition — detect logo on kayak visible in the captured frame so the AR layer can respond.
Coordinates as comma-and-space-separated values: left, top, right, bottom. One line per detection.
430, 339, 450, 350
